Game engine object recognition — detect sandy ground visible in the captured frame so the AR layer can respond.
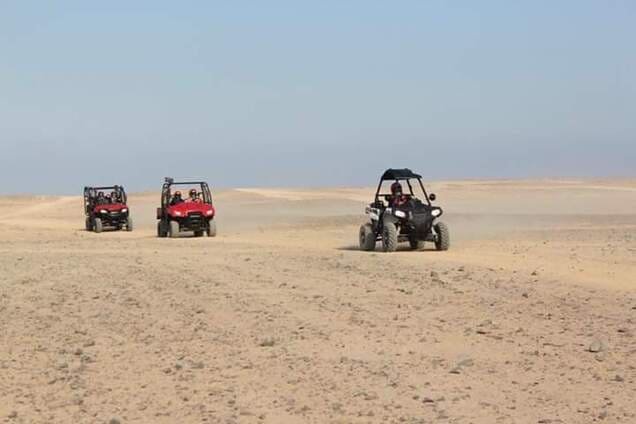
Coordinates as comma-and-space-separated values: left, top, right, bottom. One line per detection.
1, 180, 635, 423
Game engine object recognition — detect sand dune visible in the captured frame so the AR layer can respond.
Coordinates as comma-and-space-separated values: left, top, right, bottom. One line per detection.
0, 180, 635, 423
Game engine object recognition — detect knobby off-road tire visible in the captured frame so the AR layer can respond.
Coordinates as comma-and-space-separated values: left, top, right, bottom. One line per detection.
94, 218, 103, 233
359, 223, 376, 251
169, 220, 180, 238
382, 222, 398, 252
85, 217, 92, 231
126, 217, 133, 232
157, 221, 167, 238
207, 220, 217, 237
434, 221, 450, 251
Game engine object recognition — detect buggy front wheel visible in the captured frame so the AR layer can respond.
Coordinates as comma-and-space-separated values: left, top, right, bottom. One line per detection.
94, 218, 103, 233
169, 221, 180, 238
207, 220, 217, 237
434, 221, 450, 251
382, 222, 398, 252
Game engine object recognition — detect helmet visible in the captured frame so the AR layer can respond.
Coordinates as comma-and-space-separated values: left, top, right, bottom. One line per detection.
189, 189, 197, 197
174, 190, 182, 197
390, 182, 402, 195
97, 191, 104, 197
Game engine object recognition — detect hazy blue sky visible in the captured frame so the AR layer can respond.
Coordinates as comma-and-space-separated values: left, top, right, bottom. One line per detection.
1, 1, 634, 193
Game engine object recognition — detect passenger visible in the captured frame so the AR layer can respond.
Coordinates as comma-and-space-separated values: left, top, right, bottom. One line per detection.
104, 194, 112, 204
187, 189, 200, 203
389, 182, 409, 207
170, 191, 184, 206
96, 191, 107, 205
111, 191, 119, 203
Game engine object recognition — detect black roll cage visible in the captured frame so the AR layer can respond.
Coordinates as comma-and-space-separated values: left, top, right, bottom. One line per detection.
374, 169, 432, 207
160, 177, 213, 209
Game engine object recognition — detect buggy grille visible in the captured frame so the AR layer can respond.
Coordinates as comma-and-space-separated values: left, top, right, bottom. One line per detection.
186, 212, 205, 230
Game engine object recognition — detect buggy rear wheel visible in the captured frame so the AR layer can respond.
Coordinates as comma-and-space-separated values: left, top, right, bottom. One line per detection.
169, 220, 180, 238
207, 220, 217, 237
85, 217, 92, 231
359, 223, 376, 251
381, 222, 398, 252
409, 235, 424, 250
157, 221, 167, 238
434, 221, 450, 251
94, 218, 103, 233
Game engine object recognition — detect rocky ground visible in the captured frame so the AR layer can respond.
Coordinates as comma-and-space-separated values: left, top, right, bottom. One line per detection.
1, 180, 635, 423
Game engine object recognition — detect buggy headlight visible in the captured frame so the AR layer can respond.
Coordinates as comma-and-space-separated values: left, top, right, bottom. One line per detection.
174, 211, 182, 217
205, 210, 213, 216
431, 209, 441, 217
100, 209, 107, 214
394, 210, 406, 218
121, 208, 128, 213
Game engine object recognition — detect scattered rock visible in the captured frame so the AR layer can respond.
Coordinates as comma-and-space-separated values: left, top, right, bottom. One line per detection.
450, 355, 474, 374
191, 361, 205, 369
588, 339, 606, 353
8, 411, 17, 419
109, 418, 121, 424
613, 375, 624, 382
259, 337, 276, 347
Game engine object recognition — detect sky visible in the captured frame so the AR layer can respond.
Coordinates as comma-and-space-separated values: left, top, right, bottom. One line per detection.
1, 1, 635, 194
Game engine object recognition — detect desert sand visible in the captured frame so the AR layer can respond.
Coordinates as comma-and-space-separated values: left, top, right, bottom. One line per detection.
1, 180, 635, 423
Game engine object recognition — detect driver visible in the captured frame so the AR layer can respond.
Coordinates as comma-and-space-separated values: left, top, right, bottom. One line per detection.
389, 181, 409, 207
110, 191, 119, 203
170, 191, 184, 205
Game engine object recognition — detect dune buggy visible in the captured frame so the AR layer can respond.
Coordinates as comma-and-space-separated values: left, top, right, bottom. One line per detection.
83, 185, 132, 233
156, 177, 217, 238
359, 168, 449, 252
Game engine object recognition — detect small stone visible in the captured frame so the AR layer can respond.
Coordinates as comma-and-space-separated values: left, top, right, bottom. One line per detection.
259, 337, 276, 347
74, 348, 83, 356
588, 339, 605, 353
109, 419, 121, 424
613, 375, 624, 382
422, 397, 435, 403
191, 361, 205, 369
8, 411, 17, 419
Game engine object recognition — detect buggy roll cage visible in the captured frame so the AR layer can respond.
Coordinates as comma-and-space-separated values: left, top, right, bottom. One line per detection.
161, 177, 213, 209
83, 185, 127, 215
373, 168, 432, 207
